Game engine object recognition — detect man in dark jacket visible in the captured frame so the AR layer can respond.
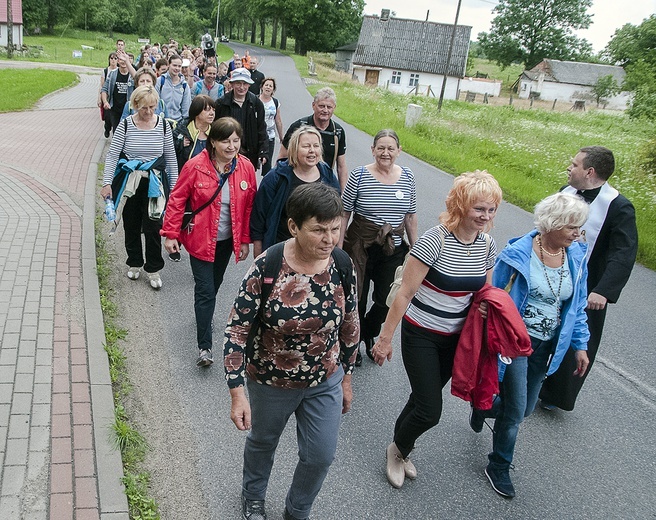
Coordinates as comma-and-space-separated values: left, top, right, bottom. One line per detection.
540, 146, 638, 411
248, 57, 265, 95
215, 68, 268, 171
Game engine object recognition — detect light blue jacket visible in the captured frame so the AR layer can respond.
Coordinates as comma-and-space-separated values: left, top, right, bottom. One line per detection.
156, 72, 191, 123
492, 229, 589, 375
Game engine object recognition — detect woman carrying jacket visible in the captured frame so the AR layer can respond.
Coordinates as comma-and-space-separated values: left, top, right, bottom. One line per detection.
161, 117, 256, 367
471, 192, 590, 499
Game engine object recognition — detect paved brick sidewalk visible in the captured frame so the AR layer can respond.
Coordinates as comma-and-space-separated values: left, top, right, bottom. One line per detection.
0, 62, 127, 519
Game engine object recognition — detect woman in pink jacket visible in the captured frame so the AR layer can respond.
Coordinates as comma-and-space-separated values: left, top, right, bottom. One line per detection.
161, 117, 256, 367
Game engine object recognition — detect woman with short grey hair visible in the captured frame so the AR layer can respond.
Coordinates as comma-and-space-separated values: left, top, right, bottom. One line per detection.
470, 191, 591, 498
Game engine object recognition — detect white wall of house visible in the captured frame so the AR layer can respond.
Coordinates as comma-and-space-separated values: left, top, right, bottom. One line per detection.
519, 79, 629, 109
353, 66, 461, 99
0, 23, 23, 47
460, 77, 502, 96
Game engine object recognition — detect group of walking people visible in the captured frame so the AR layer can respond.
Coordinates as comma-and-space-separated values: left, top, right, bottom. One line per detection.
99, 40, 638, 520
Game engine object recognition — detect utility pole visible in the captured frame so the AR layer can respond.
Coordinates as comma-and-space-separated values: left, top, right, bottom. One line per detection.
7, 0, 14, 59
437, 0, 463, 112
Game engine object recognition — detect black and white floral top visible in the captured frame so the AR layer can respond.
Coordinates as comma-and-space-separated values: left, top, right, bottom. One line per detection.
223, 251, 360, 389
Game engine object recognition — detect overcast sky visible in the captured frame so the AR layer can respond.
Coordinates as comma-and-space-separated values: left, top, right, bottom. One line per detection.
363, 0, 656, 52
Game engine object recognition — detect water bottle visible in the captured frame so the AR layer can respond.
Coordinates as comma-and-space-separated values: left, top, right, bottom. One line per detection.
104, 197, 116, 222
498, 354, 512, 382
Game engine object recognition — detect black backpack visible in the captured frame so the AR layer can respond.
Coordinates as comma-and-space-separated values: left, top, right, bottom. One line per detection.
245, 241, 354, 360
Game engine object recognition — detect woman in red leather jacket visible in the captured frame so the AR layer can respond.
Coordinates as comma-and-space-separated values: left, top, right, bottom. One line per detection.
161, 117, 256, 367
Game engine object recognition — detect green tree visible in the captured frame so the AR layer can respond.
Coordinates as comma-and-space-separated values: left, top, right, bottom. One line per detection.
591, 74, 620, 106
605, 15, 656, 120
478, 0, 593, 69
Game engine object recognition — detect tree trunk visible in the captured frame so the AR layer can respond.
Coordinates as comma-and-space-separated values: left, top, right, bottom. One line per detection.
259, 19, 265, 46
250, 19, 256, 43
280, 22, 287, 51
271, 18, 278, 48
7, 0, 13, 58
243, 18, 248, 42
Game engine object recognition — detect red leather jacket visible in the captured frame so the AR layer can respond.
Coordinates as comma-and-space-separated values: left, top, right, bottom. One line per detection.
451, 284, 533, 410
161, 149, 256, 261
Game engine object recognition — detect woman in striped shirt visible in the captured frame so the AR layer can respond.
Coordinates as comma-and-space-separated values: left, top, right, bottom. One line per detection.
372, 171, 502, 489
341, 129, 418, 366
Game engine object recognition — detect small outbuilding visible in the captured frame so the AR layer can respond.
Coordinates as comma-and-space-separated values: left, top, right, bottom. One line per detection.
335, 42, 357, 73
518, 59, 630, 109
351, 13, 471, 98
0, 0, 23, 48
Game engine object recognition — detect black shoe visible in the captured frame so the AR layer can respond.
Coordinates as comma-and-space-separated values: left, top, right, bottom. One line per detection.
364, 337, 375, 361
485, 465, 515, 498
104, 128, 110, 138
242, 496, 267, 520
169, 251, 181, 262
196, 349, 214, 367
284, 508, 308, 520
469, 405, 485, 433
355, 348, 363, 367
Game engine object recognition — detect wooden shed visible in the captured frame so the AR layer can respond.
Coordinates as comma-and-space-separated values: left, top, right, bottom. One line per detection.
352, 14, 471, 97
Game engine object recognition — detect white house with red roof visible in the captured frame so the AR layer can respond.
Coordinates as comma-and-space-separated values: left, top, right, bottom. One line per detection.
1, 0, 23, 48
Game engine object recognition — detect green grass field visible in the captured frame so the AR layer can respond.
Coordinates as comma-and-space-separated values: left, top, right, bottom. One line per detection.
0, 69, 78, 111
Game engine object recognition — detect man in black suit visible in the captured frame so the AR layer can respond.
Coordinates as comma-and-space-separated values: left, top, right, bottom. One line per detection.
540, 146, 638, 410
248, 57, 265, 95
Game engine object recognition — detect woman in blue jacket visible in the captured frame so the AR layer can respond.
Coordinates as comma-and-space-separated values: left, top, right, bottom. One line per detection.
471, 192, 591, 499
250, 126, 340, 257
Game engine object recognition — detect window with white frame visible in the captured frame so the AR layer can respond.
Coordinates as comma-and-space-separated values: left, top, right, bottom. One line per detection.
409, 73, 419, 87
391, 71, 402, 84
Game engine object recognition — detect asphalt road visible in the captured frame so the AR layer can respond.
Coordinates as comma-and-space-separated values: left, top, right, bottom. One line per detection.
107, 44, 656, 519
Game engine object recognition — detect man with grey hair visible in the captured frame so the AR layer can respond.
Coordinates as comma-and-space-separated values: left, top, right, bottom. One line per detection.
278, 87, 347, 188
539, 145, 638, 411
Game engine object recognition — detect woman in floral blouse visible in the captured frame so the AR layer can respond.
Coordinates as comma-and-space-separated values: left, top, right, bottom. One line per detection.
223, 183, 359, 520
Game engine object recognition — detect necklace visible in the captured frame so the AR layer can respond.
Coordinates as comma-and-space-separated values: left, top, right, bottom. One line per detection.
538, 242, 566, 323
454, 232, 478, 256
536, 234, 563, 257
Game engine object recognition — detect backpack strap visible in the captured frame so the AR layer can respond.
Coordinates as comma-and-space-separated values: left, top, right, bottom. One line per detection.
330, 247, 354, 300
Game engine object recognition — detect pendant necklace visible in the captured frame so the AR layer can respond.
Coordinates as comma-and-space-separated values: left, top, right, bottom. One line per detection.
538, 239, 565, 324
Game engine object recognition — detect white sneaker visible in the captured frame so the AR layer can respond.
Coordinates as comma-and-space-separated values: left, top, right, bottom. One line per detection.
127, 267, 141, 280
147, 271, 162, 289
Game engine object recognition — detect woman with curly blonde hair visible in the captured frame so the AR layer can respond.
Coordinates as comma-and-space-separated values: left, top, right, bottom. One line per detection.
373, 170, 502, 489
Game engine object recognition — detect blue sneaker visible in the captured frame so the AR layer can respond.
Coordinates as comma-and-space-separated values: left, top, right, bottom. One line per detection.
485, 465, 515, 498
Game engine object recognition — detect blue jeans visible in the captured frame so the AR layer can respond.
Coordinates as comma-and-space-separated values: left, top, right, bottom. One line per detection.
486, 336, 554, 470
243, 367, 344, 519
189, 239, 233, 350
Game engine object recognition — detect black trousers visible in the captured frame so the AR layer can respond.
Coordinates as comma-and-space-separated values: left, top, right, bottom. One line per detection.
539, 306, 607, 411
393, 320, 459, 458
358, 242, 408, 342
122, 177, 164, 273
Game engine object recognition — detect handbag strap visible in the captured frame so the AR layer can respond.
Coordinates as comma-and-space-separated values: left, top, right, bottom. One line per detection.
187, 156, 237, 219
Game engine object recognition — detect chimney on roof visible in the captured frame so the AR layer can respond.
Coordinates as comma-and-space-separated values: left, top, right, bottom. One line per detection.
381, 9, 390, 21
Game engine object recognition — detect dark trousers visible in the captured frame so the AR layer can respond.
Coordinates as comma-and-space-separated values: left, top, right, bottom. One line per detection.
393, 320, 459, 458
540, 306, 607, 410
106, 107, 124, 134
261, 138, 275, 176
189, 239, 233, 351
122, 177, 164, 273
359, 243, 408, 342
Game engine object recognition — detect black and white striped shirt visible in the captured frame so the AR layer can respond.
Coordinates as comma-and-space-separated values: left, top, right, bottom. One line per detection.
103, 116, 178, 188
405, 225, 497, 334
342, 166, 416, 247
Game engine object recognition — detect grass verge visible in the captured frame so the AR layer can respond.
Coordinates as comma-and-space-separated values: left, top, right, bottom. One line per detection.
0, 69, 78, 112
95, 211, 160, 520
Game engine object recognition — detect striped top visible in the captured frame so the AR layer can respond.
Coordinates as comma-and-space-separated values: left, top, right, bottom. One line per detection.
103, 116, 178, 188
342, 166, 416, 247
405, 225, 497, 334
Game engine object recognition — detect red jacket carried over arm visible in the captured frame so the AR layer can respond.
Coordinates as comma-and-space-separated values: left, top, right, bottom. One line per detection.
451, 284, 533, 410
